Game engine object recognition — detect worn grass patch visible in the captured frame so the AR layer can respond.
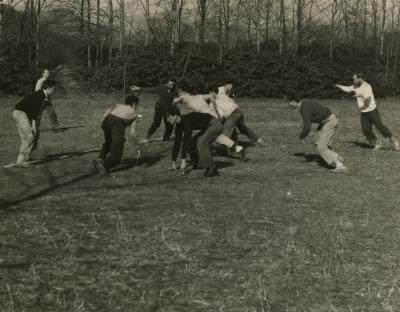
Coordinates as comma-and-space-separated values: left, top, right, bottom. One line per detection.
1, 93, 400, 311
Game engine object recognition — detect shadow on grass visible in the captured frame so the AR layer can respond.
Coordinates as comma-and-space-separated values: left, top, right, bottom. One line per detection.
345, 141, 373, 149
41, 125, 86, 132
0, 171, 96, 210
294, 153, 331, 169
31, 149, 100, 165
110, 154, 164, 173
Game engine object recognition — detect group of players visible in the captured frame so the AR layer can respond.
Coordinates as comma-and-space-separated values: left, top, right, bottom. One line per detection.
11, 69, 400, 177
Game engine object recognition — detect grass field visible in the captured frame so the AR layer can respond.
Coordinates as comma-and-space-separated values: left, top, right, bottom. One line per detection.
1, 93, 400, 312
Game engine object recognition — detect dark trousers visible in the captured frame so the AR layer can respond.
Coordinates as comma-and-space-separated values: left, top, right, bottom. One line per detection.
147, 104, 173, 140
32, 99, 58, 151
360, 108, 392, 144
100, 115, 126, 170
223, 108, 259, 142
197, 118, 223, 170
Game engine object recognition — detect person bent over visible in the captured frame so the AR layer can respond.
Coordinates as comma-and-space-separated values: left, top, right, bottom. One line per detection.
217, 84, 263, 146
93, 95, 140, 175
12, 79, 57, 167
288, 95, 347, 173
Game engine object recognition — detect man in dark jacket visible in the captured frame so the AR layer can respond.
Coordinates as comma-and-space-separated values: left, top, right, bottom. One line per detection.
12, 80, 57, 167
289, 95, 347, 173
131, 81, 176, 141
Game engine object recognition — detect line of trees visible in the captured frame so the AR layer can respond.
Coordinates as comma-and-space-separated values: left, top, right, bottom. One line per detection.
2, 0, 400, 97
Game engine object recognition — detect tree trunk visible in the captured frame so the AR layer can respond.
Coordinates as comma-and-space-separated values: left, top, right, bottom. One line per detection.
372, 0, 379, 62
108, 0, 114, 64
35, 0, 41, 66
145, 0, 150, 45
255, 0, 261, 55
197, 0, 207, 51
218, 0, 223, 64
265, 0, 272, 41
247, 0, 251, 43
329, 0, 338, 60
279, 0, 287, 55
0, 0, 3, 51
87, 0, 92, 68
119, 0, 125, 55
296, 0, 304, 54
380, 0, 387, 56
234, 0, 241, 47
224, 0, 230, 49
95, 0, 100, 67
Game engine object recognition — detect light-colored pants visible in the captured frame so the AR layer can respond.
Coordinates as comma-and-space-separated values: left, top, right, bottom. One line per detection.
314, 114, 341, 166
13, 110, 34, 163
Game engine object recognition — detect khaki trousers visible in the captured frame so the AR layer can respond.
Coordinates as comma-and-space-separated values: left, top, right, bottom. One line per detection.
13, 110, 34, 163
314, 114, 341, 166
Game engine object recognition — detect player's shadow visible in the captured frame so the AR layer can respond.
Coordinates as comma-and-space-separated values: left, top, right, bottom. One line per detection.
31, 150, 100, 165
110, 154, 164, 173
214, 161, 235, 169
0, 170, 95, 210
346, 141, 373, 149
294, 153, 332, 169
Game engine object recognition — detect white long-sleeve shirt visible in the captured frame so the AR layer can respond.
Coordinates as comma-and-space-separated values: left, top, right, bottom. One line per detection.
338, 82, 377, 113
174, 94, 219, 119
215, 87, 239, 118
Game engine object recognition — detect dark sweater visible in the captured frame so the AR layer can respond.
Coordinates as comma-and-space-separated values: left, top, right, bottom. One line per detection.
139, 85, 176, 109
15, 90, 46, 121
299, 100, 332, 139
172, 112, 212, 161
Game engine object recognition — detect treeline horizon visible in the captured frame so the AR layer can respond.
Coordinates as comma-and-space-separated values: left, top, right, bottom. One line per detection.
1, 0, 400, 98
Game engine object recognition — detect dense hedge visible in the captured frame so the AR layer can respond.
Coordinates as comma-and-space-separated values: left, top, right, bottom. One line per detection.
2, 44, 400, 98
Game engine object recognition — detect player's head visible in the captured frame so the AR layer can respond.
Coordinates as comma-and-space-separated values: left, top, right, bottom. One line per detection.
176, 87, 186, 96
42, 79, 57, 95
125, 94, 139, 108
166, 80, 175, 90
286, 94, 302, 109
352, 73, 364, 87
223, 84, 233, 95
166, 106, 181, 124
42, 69, 50, 79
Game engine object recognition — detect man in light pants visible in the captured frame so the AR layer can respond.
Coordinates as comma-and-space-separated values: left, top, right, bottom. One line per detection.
12, 80, 57, 167
288, 96, 347, 173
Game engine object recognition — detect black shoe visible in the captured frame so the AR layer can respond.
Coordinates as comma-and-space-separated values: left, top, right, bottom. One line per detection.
204, 168, 219, 177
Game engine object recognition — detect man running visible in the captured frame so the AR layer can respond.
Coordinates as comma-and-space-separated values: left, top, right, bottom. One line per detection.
130, 81, 176, 141
335, 73, 400, 151
288, 95, 347, 173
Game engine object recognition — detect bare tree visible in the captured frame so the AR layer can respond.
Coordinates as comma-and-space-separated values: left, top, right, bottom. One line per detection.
279, 0, 287, 55
196, 0, 207, 50
87, 0, 92, 67
329, 0, 338, 60
108, 0, 113, 63
380, 0, 387, 56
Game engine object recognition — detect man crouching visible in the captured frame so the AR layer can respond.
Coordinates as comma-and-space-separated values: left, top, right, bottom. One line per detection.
92, 95, 140, 175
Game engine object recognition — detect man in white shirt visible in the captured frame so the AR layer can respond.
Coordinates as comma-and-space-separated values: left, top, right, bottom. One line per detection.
217, 84, 263, 145
335, 73, 400, 151
92, 95, 141, 175
172, 89, 245, 176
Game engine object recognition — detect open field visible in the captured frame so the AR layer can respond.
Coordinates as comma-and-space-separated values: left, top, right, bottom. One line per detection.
1, 93, 400, 311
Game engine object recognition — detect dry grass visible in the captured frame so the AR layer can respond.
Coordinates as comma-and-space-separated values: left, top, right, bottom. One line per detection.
1, 93, 400, 311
